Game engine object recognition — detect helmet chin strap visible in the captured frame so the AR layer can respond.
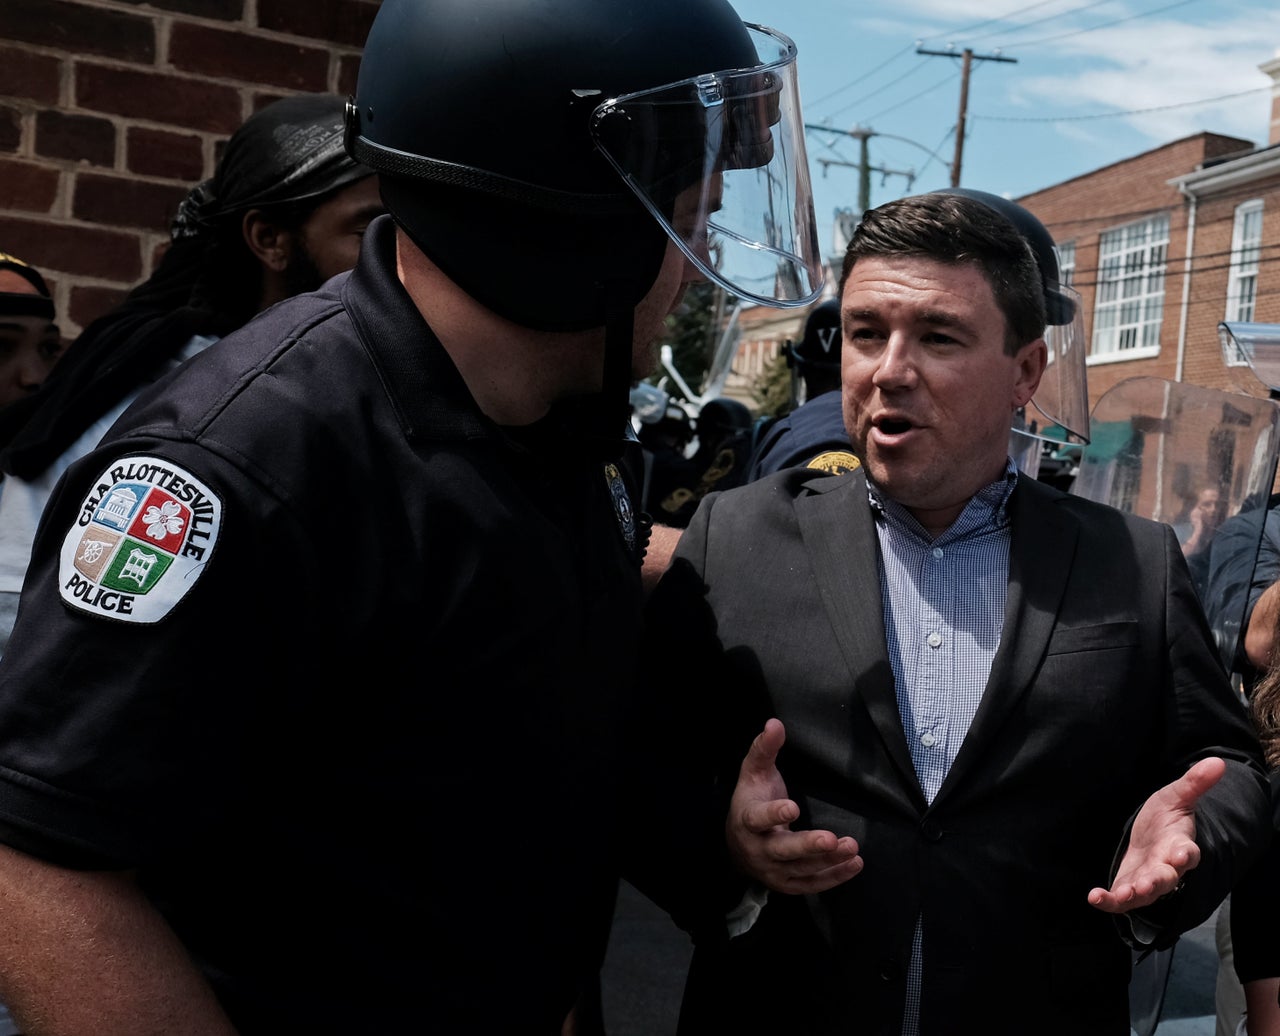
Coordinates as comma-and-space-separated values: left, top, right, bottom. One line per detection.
592, 280, 638, 462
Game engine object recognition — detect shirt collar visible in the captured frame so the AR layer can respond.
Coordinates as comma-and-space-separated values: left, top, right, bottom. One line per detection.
342, 214, 495, 444
867, 459, 1018, 544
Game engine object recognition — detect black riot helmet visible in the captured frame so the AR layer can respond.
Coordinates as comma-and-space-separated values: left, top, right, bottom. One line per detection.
930, 187, 1089, 446
346, 0, 823, 333
787, 296, 842, 372
932, 188, 1074, 327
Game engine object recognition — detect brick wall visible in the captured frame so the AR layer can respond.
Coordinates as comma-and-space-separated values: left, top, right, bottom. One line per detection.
0, 0, 380, 337
1019, 133, 1267, 405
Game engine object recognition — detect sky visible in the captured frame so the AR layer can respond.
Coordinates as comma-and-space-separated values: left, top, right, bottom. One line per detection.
733, 0, 1280, 262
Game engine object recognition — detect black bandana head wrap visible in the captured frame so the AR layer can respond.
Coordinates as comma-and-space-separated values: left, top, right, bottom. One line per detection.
175, 93, 372, 241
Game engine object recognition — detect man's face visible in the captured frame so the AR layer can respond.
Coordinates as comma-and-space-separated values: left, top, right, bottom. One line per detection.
288, 175, 385, 293
0, 270, 61, 407
629, 178, 718, 379
841, 255, 1046, 532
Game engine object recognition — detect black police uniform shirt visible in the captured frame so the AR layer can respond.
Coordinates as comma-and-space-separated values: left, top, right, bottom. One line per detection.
0, 216, 644, 1034
746, 389, 859, 482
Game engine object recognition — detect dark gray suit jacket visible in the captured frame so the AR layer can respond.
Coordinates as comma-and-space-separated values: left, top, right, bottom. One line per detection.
644, 466, 1269, 1036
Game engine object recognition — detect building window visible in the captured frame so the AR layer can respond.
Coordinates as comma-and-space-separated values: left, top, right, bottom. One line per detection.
1090, 213, 1169, 361
1055, 240, 1075, 288
1224, 200, 1263, 366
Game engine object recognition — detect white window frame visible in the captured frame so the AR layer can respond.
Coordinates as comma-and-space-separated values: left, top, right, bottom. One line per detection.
1088, 213, 1169, 365
1055, 240, 1075, 289
1224, 199, 1263, 366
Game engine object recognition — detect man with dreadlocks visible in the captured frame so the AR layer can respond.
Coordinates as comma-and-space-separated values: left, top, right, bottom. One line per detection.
0, 92, 380, 653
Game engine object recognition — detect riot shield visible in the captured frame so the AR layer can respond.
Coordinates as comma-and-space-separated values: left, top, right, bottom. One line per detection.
1069, 376, 1280, 1036
1071, 376, 1280, 672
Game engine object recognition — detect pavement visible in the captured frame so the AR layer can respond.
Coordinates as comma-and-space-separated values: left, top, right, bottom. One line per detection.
600, 881, 1227, 1036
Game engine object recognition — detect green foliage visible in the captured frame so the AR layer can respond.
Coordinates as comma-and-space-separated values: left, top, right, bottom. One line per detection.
657, 281, 722, 400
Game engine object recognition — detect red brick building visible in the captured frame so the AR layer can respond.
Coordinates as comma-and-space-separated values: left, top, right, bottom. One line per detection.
0, 0, 380, 337
1019, 130, 1280, 407
732, 53, 1280, 420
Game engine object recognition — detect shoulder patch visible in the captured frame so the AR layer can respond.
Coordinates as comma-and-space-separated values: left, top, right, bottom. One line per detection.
805, 451, 861, 475
603, 462, 637, 553
59, 456, 222, 624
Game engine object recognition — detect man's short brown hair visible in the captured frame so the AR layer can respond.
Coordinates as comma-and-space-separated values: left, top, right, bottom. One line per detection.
839, 193, 1046, 355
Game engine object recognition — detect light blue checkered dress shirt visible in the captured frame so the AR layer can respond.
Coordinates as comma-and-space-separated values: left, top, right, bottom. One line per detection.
870, 463, 1016, 1035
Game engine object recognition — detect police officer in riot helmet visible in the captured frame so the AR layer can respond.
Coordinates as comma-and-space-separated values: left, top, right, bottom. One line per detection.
747, 295, 861, 480
0, 1, 822, 1034
652, 396, 755, 527
347, 0, 823, 453
787, 296, 844, 400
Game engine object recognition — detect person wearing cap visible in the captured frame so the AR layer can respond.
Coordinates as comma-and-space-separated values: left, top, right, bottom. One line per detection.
0, 252, 61, 409
746, 294, 860, 480
644, 190, 1268, 1035
0, 92, 381, 655
0, 1, 823, 1032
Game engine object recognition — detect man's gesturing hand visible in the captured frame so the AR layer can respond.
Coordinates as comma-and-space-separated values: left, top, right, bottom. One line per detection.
1088, 756, 1225, 914
726, 718, 863, 894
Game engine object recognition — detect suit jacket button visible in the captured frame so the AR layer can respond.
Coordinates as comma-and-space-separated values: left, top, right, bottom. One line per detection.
920, 818, 943, 842
878, 958, 901, 982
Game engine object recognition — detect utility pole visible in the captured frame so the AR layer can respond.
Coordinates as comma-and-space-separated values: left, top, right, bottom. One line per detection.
915, 46, 1017, 187
803, 124, 915, 214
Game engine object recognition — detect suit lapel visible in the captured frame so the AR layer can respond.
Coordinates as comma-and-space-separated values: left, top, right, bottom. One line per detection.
797, 470, 925, 803
935, 476, 1081, 804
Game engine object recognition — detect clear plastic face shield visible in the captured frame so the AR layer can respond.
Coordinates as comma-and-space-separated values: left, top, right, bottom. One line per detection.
1219, 321, 1280, 396
590, 25, 824, 309
1009, 283, 1090, 477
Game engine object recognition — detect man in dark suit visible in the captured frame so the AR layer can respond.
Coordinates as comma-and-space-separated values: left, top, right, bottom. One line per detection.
645, 191, 1270, 1036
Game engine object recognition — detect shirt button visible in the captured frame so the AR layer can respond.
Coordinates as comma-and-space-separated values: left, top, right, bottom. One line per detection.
920, 731, 936, 747
927, 631, 942, 648
931, 547, 944, 559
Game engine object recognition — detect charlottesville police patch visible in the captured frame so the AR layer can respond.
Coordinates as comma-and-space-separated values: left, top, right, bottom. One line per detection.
59, 456, 222, 623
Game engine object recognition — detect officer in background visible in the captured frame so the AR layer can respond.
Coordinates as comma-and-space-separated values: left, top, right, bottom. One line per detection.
651, 396, 754, 527
747, 295, 860, 480
0, 1, 823, 1033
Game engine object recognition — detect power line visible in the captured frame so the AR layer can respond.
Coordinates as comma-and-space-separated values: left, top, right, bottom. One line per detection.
973, 85, 1271, 124
810, 0, 1099, 121
954, 0, 1115, 45
807, 44, 919, 109
916, 0, 1079, 44
862, 70, 962, 124
823, 59, 936, 121
1006, 0, 1202, 49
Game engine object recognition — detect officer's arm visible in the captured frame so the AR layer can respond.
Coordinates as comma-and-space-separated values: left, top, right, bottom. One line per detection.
0, 844, 239, 1036
642, 523, 683, 595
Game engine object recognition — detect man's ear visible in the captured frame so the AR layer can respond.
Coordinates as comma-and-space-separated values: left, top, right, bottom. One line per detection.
242, 209, 293, 273
1012, 338, 1048, 409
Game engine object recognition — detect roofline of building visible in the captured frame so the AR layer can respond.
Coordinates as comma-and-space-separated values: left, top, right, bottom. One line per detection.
1168, 141, 1280, 194
1017, 131, 1255, 202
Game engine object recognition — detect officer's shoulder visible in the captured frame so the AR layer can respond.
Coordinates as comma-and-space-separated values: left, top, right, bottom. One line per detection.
107, 288, 355, 452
